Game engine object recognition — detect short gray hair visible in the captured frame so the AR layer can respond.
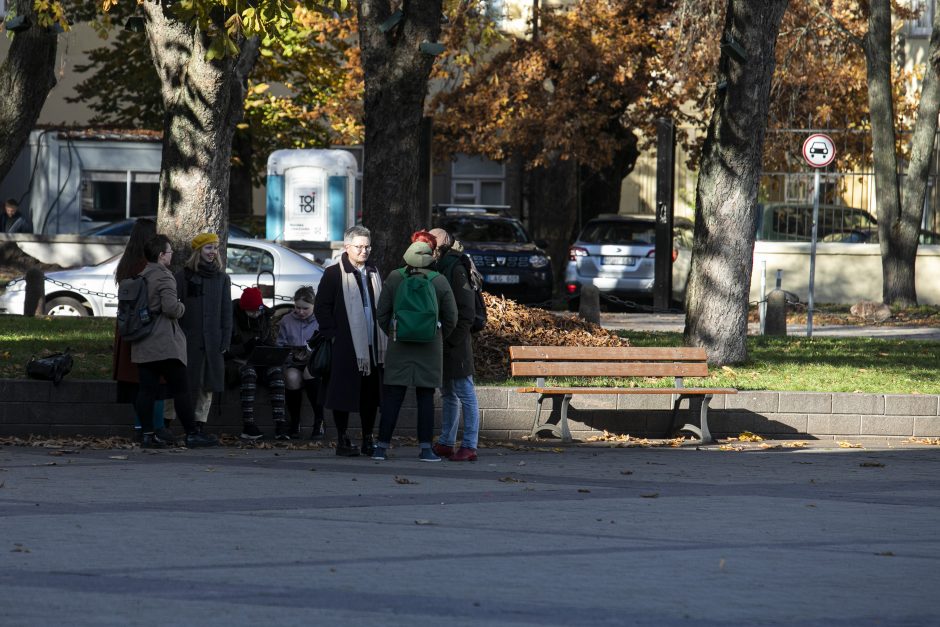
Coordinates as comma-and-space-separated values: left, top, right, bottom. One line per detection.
344, 225, 371, 243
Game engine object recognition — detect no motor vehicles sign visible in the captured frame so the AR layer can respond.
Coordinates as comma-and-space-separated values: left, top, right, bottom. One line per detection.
802, 133, 836, 168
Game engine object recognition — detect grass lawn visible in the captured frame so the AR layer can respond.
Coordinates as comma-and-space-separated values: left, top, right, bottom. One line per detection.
1, 317, 939, 394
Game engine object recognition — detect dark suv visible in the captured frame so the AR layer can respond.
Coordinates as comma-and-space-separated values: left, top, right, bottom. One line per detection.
432, 206, 553, 305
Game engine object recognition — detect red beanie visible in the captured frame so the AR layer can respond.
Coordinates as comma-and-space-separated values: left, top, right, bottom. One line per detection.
239, 287, 264, 311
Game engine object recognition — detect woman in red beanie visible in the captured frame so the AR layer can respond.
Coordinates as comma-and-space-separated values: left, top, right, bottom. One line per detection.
226, 287, 287, 440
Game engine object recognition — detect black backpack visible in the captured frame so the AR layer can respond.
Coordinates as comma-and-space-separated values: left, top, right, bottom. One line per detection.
116, 275, 159, 341
441, 253, 487, 334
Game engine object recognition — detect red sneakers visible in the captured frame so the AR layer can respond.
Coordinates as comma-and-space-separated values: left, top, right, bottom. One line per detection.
450, 447, 478, 462
432, 443, 455, 459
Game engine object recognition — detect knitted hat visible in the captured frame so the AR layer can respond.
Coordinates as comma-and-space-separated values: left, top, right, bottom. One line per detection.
428, 228, 453, 248
403, 241, 435, 268
239, 287, 264, 311
191, 232, 220, 250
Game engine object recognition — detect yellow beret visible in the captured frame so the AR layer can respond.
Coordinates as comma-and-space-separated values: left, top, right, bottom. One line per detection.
191, 232, 220, 250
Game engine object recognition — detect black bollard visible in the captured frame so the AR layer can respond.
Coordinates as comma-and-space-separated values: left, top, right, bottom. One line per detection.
763, 289, 787, 336
578, 284, 601, 325
24, 267, 45, 317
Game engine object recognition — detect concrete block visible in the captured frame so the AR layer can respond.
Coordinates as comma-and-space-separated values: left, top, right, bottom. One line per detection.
884, 395, 939, 417
861, 415, 914, 437
913, 416, 940, 438
807, 413, 861, 435
717, 411, 756, 434
778, 393, 831, 414
480, 387, 510, 409
0, 380, 52, 403
726, 392, 778, 414
832, 394, 884, 415
0, 402, 53, 425
617, 394, 673, 410
763, 413, 808, 435
480, 409, 531, 431
569, 395, 617, 410
0, 424, 52, 438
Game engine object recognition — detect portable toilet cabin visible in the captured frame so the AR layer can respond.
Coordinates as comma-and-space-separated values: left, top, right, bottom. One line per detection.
265, 149, 358, 260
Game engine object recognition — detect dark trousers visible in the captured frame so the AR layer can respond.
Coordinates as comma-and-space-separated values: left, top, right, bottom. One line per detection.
378, 384, 435, 444
239, 365, 285, 423
136, 359, 196, 433
331, 365, 380, 438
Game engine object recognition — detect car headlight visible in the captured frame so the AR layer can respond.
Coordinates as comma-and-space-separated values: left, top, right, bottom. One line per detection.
529, 254, 550, 268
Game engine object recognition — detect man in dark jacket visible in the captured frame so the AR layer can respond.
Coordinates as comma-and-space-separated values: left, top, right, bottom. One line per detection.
314, 225, 387, 456
429, 228, 481, 462
2, 199, 33, 233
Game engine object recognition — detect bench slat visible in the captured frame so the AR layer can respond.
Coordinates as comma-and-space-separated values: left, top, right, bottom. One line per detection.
511, 361, 710, 378
509, 346, 707, 362
516, 387, 737, 395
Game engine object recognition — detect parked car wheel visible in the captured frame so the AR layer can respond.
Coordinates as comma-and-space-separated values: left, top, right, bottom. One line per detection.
45, 297, 89, 317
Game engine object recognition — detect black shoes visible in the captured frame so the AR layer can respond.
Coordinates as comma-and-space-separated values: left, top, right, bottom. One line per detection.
185, 432, 220, 448
310, 421, 325, 441
275, 421, 291, 440
141, 431, 176, 449
360, 435, 375, 457
335, 435, 360, 457
240, 421, 263, 441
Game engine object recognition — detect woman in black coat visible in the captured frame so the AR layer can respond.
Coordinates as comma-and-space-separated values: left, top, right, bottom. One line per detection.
314, 225, 387, 456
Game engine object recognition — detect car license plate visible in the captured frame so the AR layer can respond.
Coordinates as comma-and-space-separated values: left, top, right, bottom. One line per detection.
603, 256, 638, 266
486, 274, 520, 284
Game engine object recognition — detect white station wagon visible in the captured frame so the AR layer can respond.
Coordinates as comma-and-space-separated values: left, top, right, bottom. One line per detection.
0, 238, 324, 317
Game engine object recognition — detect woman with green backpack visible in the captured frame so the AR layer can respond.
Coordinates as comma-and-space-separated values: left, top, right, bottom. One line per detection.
372, 233, 458, 461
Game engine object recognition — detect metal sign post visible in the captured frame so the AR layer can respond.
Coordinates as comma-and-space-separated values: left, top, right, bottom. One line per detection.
801, 133, 836, 338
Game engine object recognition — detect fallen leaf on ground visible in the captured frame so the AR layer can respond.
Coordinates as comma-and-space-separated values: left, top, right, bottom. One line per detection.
577, 488, 590, 493
414, 519, 433, 525
640, 492, 659, 498
860, 461, 885, 468
498, 476, 525, 483
394, 476, 417, 484
108, 455, 128, 461
737, 431, 764, 442
837, 441, 863, 448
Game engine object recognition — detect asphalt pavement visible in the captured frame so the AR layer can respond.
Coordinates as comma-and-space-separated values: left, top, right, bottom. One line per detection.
1, 441, 939, 626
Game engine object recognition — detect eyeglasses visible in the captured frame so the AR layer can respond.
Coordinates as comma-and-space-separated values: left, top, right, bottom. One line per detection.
347, 244, 372, 251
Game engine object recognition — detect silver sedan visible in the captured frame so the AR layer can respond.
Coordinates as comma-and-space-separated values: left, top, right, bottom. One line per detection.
0, 238, 324, 317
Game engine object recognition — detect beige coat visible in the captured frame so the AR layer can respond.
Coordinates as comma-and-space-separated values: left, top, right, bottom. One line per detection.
131, 262, 188, 364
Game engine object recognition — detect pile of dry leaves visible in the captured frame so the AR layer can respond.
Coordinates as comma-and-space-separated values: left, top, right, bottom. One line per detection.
471, 293, 630, 379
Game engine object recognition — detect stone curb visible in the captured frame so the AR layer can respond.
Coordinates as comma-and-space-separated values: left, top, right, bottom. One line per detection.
1, 379, 938, 442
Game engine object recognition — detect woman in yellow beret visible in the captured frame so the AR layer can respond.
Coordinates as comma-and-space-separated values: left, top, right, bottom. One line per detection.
170, 232, 232, 433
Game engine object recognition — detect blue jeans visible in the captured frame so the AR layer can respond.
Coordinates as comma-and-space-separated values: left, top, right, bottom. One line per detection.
438, 376, 480, 449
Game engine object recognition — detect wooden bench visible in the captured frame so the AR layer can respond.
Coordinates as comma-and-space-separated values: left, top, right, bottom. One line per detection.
510, 346, 737, 443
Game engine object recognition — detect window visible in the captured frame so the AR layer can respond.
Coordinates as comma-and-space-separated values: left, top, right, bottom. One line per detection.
80, 170, 159, 222
451, 154, 505, 206
226, 245, 274, 276
908, 0, 934, 36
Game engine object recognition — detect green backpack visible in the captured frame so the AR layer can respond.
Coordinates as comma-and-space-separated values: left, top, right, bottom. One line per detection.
392, 267, 440, 342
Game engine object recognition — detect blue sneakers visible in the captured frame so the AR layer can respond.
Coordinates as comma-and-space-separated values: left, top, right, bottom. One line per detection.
372, 446, 388, 461
418, 448, 442, 462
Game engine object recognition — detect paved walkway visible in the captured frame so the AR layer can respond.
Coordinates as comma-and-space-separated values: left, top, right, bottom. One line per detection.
596, 312, 940, 340
1, 441, 938, 625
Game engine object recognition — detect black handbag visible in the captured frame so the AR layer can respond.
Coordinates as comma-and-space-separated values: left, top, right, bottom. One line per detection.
26, 348, 74, 385
306, 332, 332, 378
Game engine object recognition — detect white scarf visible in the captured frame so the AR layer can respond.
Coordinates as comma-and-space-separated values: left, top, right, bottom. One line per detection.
341, 260, 387, 375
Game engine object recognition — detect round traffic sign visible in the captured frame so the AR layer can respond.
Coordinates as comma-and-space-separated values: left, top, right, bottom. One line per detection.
802, 133, 835, 168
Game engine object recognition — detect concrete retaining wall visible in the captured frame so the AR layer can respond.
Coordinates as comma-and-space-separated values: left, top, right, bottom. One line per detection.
2, 379, 938, 442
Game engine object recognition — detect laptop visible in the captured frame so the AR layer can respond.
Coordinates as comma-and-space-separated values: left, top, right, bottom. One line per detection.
246, 345, 292, 367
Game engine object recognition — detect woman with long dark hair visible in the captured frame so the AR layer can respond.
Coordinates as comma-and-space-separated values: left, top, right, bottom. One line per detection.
112, 218, 172, 443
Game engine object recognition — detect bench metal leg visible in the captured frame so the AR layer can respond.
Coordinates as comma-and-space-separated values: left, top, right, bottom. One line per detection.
669, 394, 714, 444
530, 393, 573, 443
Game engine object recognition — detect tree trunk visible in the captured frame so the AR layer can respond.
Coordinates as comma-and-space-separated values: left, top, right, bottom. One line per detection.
527, 158, 578, 300
684, 0, 788, 366
863, 0, 912, 306
892, 5, 940, 308
140, 1, 259, 260
0, 0, 58, 186
358, 0, 443, 275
